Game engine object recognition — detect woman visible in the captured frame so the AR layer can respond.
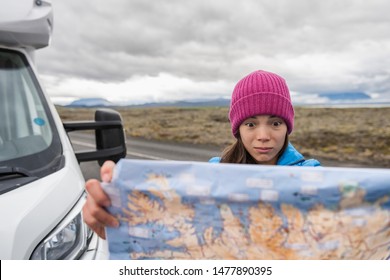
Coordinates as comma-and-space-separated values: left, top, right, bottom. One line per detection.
83, 70, 320, 239
210, 70, 320, 166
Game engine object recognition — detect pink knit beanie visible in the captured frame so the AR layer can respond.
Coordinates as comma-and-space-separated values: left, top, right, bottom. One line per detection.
229, 70, 294, 137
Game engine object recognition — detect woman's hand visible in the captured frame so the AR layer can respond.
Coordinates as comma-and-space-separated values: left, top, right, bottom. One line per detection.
82, 160, 119, 239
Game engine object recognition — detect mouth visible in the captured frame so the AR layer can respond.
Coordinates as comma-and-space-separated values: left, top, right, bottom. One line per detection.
254, 147, 273, 153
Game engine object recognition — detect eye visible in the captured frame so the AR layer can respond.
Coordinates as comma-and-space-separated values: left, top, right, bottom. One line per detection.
244, 122, 256, 128
271, 120, 283, 127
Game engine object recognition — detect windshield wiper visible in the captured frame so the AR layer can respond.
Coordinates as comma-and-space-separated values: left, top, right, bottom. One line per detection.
0, 166, 38, 195
0, 166, 34, 178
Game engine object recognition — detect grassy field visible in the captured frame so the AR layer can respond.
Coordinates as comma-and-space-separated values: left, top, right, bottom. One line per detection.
57, 106, 390, 168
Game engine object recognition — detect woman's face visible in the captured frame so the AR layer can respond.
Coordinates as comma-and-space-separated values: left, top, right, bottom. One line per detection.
239, 115, 288, 165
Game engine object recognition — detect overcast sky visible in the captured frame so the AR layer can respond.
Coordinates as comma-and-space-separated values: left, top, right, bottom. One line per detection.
36, 0, 390, 105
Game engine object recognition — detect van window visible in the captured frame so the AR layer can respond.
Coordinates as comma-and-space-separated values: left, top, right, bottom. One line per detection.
0, 48, 63, 182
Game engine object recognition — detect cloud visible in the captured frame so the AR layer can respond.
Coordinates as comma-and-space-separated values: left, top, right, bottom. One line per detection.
43, 72, 233, 105
36, 0, 390, 105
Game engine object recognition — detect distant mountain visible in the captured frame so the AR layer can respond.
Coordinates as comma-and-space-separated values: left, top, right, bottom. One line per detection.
129, 98, 230, 108
67, 98, 114, 107
319, 92, 371, 101
65, 93, 381, 109
65, 98, 230, 108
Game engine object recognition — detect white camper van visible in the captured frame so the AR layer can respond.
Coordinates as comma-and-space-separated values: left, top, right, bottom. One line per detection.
0, 1, 126, 259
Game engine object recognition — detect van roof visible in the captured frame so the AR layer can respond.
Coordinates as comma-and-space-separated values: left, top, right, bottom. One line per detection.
0, 0, 53, 49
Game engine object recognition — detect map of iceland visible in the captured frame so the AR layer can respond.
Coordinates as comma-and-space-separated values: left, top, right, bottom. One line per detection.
104, 159, 390, 260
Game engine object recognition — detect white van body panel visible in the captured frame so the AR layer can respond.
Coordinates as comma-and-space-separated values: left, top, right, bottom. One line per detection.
0, 0, 53, 49
0, 150, 84, 259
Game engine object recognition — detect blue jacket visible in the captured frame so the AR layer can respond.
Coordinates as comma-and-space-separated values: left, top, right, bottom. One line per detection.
209, 142, 321, 166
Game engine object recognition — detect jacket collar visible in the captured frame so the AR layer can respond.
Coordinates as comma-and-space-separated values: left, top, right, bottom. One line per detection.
277, 142, 305, 166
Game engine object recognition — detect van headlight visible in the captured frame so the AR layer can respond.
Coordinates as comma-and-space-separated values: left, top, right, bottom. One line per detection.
30, 212, 90, 260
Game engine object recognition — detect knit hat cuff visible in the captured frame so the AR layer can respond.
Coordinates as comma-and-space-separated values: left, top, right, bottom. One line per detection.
229, 92, 294, 137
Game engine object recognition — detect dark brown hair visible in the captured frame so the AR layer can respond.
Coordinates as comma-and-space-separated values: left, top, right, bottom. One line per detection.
220, 134, 289, 164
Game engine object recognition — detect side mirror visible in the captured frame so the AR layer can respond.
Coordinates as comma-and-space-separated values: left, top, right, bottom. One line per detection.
95, 109, 127, 166
63, 108, 127, 166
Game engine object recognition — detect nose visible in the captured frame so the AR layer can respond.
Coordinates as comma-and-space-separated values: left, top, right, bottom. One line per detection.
255, 125, 271, 141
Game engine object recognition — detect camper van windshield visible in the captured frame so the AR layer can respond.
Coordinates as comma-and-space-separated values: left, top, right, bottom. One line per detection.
0, 48, 63, 181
